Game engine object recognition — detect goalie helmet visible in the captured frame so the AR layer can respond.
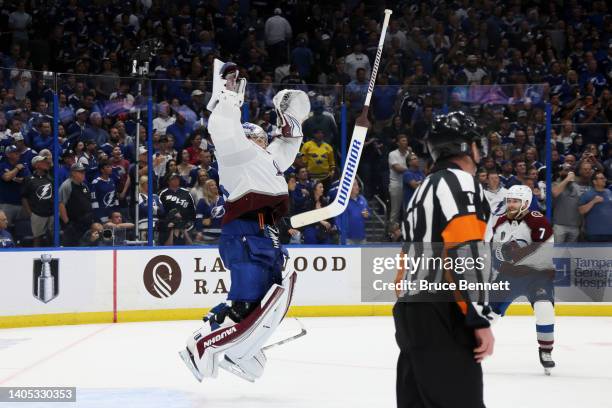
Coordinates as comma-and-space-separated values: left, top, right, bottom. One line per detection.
242, 122, 268, 148
272, 90, 310, 135
505, 184, 532, 219
424, 111, 482, 162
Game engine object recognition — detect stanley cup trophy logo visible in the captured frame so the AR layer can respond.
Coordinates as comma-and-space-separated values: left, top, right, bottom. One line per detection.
33, 254, 60, 303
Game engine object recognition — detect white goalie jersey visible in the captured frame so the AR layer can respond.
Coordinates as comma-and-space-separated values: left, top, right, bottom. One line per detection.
207, 88, 309, 223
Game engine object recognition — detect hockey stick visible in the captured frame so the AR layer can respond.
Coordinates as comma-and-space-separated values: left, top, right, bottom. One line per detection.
262, 318, 307, 351
290, 9, 393, 228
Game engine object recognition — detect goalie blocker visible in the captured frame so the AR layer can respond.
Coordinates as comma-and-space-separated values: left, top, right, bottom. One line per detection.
180, 271, 297, 382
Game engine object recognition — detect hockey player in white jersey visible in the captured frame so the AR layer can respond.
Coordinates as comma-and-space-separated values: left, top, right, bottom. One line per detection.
489, 185, 557, 374
179, 60, 310, 382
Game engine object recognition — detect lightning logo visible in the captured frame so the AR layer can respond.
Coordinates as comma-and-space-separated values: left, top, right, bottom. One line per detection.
36, 183, 52, 200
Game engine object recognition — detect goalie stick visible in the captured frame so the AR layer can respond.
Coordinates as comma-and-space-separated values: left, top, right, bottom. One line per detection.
290, 9, 393, 228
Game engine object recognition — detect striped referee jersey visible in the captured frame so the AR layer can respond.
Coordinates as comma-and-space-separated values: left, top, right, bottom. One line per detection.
399, 161, 493, 328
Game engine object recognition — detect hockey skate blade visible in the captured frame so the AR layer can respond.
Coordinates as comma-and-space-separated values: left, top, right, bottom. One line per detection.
544, 368, 552, 376
219, 356, 255, 383
179, 348, 203, 382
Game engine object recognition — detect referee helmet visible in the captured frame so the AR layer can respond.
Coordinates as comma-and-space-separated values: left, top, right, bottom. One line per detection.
425, 111, 483, 162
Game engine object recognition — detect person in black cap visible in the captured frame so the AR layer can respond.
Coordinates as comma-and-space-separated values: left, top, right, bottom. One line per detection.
58, 162, 93, 246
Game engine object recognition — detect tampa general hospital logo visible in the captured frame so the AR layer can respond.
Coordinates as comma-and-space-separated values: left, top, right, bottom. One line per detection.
143, 255, 182, 298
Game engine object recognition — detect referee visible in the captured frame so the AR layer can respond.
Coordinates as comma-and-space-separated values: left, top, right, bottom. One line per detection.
393, 112, 494, 407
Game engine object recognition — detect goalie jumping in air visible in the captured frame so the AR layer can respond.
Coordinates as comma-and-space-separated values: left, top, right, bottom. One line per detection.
179, 60, 310, 382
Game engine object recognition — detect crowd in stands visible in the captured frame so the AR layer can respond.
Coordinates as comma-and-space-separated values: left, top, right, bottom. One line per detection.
0, 0, 610, 247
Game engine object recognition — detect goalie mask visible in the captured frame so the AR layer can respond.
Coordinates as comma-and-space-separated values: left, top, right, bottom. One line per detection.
242, 122, 268, 148
505, 185, 532, 219
272, 90, 311, 137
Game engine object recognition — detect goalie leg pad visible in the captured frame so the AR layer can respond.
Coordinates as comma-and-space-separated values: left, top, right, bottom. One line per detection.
184, 271, 297, 380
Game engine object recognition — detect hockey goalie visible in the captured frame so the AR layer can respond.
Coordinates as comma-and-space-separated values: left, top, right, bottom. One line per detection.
179, 60, 310, 382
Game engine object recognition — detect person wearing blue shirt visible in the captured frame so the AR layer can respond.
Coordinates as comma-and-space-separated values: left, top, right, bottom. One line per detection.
578, 172, 612, 242
0, 210, 15, 247
166, 113, 191, 150
12, 133, 37, 171
32, 121, 53, 152
0, 145, 30, 226
402, 154, 425, 209
188, 150, 219, 187
341, 183, 370, 244
194, 179, 225, 243
91, 160, 119, 223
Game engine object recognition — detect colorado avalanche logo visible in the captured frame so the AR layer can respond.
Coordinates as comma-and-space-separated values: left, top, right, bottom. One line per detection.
35, 183, 52, 200
211, 205, 225, 219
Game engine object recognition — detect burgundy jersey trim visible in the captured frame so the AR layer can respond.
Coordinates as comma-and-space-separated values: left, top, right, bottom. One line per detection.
222, 192, 289, 225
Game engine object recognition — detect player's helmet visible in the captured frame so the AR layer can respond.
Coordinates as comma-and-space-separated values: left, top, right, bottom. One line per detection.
505, 185, 532, 219
424, 111, 482, 162
242, 122, 268, 148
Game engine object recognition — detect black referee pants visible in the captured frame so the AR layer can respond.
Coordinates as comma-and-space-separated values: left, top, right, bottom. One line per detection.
393, 302, 485, 408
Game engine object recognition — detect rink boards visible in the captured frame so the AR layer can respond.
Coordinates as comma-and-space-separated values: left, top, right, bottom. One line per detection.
1, 246, 612, 328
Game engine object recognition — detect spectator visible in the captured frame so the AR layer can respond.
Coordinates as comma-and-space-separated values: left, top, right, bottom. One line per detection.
59, 163, 93, 246
388, 134, 411, 226
484, 169, 507, 211
185, 133, 204, 165
32, 121, 53, 153
194, 179, 225, 243
300, 129, 336, 183
344, 42, 371, 80
91, 160, 119, 223
77, 139, 99, 182
303, 181, 337, 244
57, 149, 76, 186
578, 172, 612, 242
177, 149, 195, 186
21, 155, 53, 246
166, 112, 191, 150
0, 145, 29, 226
153, 102, 176, 136
402, 154, 425, 209
499, 160, 520, 188
264, 8, 292, 68
342, 183, 370, 245
12, 132, 36, 171
188, 150, 219, 187
83, 112, 108, 146
189, 169, 210, 204
291, 37, 314, 80
79, 222, 103, 247
102, 211, 134, 246
137, 176, 164, 241
346, 67, 369, 117
0, 210, 16, 247
551, 160, 593, 242
159, 173, 196, 246
514, 160, 529, 185
302, 101, 338, 145
292, 167, 313, 214
327, 58, 351, 86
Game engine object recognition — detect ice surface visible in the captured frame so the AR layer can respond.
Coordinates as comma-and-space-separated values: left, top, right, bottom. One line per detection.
0, 316, 610, 407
